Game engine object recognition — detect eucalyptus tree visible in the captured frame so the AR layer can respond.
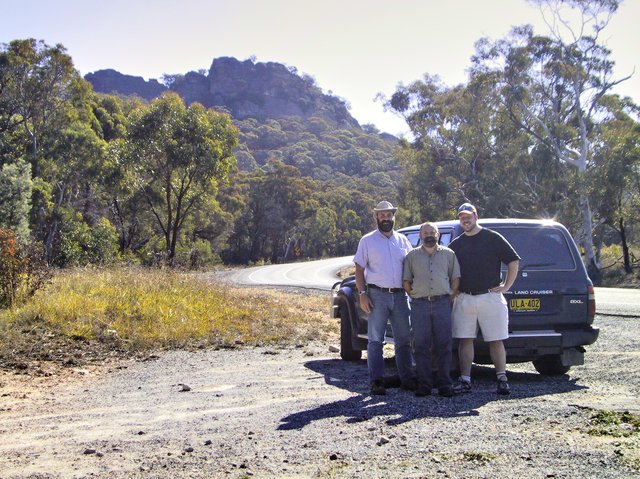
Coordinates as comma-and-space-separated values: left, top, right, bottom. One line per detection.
0, 39, 115, 263
119, 93, 238, 263
0, 39, 78, 176
590, 95, 640, 272
387, 72, 558, 223
470, 0, 630, 278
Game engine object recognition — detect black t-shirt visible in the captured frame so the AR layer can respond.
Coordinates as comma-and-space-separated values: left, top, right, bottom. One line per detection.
449, 228, 520, 293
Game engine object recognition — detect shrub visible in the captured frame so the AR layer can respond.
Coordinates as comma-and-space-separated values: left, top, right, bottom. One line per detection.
0, 229, 51, 308
600, 243, 623, 269
57, 214, 119, 266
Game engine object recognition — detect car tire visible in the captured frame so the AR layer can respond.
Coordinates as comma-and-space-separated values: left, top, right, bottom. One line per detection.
339, 304, 362, 361
533, 355, 571, 375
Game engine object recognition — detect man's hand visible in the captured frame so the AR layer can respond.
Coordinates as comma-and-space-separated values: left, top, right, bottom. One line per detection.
359, 293, 372, 313
490, 284, 508, 294
402, 280, 413, 295
491, 260, 519, 294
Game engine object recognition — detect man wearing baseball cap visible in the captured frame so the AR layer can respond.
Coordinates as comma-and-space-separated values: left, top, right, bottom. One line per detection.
354, 201, 415, 395
449, 203, 520, 395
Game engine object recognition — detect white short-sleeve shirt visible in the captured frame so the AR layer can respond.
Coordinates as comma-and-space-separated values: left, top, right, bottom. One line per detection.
353, 229, 413, 289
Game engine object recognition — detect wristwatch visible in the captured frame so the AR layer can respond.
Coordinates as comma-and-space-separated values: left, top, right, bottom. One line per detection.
359, 290, 367, 295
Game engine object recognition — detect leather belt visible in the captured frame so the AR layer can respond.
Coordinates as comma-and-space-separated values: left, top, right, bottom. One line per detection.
367, 284, 404, 293
461, 290, 492, 296
415, 294, 449, 301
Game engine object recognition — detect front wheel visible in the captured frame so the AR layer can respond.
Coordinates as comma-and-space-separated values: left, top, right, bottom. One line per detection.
339, 304, 362, 361
533, 355, 571, 376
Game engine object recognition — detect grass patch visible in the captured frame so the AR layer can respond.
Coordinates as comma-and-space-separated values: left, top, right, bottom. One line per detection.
588, 410, 640, 437
0, 267, 335, 370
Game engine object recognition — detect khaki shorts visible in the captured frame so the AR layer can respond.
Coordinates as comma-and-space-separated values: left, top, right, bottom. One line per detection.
452, 292, 509, 342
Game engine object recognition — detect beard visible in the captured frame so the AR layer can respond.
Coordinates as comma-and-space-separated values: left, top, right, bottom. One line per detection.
422, 236, 437, 247
377, 219, 394, 233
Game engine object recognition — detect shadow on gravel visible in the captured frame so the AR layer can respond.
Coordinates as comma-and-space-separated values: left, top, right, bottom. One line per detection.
277, 358, 587, 430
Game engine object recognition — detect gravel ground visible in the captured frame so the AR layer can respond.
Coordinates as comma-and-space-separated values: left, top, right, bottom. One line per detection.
0, 313, 638, 479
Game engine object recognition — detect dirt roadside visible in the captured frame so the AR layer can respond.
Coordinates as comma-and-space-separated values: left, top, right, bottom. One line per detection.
0, 313, 638, 479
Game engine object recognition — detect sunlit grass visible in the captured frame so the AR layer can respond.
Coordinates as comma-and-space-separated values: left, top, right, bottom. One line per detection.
0, 267, 336, 363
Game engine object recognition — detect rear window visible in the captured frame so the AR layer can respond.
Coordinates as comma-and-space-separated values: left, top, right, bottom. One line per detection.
493, 226, 577, 271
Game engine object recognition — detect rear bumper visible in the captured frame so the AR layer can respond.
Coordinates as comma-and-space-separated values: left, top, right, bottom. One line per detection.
473, 326, 600, 364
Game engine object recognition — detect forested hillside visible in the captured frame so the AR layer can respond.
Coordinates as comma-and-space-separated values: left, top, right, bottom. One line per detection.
0, 41, 401, 279
84, 56, 404, 264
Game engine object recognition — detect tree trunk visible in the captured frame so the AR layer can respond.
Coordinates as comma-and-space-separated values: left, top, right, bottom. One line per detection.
44, 220, 58, 264
579, 194, 601, 284
619, 216, 632, 274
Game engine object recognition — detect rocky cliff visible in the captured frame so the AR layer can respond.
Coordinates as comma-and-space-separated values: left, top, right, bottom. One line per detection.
85, 57, 360, 129
84, 69, 167, 100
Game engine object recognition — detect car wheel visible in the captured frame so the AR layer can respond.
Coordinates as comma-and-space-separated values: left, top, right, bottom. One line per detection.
339, 304, 362, 361
533, 355, 571, 375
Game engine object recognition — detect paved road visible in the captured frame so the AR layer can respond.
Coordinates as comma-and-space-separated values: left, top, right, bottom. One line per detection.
230, 255, 354, 290
594, 286, 640, 317
229, 257, 640, 317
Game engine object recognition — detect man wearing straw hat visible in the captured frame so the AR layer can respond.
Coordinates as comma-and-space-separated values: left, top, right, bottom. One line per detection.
354, 201, 415, 395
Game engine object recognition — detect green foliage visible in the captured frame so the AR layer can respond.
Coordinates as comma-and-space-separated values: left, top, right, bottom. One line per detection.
388, 73, 573, 224
305, 207, 338, 258
187, 238, 218, 269
0, 39, 79, 173
56, 214, 119, 266
119, 93, 239, 264
0, 229, 50, 308
2, 39, 399, 267
466, 1, 628, 275
385, 1, 640, 277
223, 160, 317, 263
0, 38, 118, 265
0, 159, 32, 240
234, 115, 400, 200
2, 28, 638, 274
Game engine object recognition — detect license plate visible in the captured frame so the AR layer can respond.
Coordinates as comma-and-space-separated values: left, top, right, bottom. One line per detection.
509, 298, 541, 312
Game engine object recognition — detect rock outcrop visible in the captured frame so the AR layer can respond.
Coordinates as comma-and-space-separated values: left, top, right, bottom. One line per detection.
84, 69, 167, 100
85, 57, 360, 128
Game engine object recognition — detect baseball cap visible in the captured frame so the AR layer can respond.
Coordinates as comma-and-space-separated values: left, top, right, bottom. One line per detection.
457, 203, 477, 216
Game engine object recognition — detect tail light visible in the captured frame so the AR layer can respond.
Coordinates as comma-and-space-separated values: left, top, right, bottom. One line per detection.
587, 284, 596, 317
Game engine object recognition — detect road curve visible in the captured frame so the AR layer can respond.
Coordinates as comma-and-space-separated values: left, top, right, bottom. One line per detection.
230, 256, 354, 290
227, 257, 640, 317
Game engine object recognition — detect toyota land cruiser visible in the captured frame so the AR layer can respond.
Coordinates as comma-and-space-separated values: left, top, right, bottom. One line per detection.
331, 218, 599, 375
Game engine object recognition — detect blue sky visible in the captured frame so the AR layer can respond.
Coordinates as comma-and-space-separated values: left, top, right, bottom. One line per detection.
2, 0, 638, 136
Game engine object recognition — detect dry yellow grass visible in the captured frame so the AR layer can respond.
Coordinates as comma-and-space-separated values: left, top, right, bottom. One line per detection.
0, 267, 337, 366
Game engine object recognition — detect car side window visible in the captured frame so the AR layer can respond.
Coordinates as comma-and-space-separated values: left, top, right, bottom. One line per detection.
401, 229, 453, 248
402, 231, 421, 247
438, 231, 452, 246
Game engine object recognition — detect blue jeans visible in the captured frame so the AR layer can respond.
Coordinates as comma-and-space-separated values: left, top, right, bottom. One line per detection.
367, 289, 413, 383
410, 296, 453, 389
